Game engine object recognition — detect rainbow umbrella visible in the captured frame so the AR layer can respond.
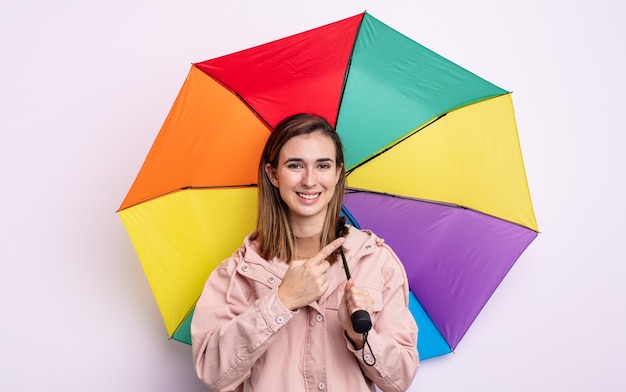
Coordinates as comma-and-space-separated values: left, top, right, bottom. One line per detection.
119, 12, 538, 361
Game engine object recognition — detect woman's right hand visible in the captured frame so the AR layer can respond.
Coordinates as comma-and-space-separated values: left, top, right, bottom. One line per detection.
277, 237, 345, 311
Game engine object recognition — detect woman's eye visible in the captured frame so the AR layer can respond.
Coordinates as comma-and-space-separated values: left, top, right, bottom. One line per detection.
318, 163, 332, 170
287, 163, 303, 169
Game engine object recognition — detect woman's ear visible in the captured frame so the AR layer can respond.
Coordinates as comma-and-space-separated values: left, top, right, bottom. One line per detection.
265, 163, 279, 187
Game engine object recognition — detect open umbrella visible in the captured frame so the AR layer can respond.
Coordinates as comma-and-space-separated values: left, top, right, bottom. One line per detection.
119, 12, 538, 360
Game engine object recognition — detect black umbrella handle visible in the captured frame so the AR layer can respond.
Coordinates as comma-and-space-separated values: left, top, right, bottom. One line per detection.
350, 309, 372, 334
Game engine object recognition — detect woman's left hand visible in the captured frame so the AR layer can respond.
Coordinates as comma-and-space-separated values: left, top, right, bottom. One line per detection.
338, 279, 374, 348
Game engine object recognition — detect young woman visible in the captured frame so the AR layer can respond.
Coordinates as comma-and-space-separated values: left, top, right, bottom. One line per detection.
191, 113, 418, 391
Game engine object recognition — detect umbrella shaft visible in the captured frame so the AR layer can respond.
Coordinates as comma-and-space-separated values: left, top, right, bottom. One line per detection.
340, 247, 351, 280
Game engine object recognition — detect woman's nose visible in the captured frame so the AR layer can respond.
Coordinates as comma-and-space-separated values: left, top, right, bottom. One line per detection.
301, 168, 316, 186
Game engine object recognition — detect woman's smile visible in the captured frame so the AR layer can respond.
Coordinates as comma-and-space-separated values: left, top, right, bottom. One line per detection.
297, 192, 321, 200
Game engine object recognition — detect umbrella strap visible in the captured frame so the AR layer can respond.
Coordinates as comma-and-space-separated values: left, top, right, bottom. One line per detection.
345, 330, 377, 366
361, 332, 376, 367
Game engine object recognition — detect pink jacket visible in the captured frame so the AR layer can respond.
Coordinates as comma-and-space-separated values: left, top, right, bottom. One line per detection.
191, 226, 419, 391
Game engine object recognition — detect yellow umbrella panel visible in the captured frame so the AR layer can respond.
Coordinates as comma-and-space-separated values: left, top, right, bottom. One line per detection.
347, 94, 537, 232
120, 188, 257, 338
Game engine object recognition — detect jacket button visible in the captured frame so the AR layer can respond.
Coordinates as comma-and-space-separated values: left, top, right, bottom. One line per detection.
316, 314, 324, 322
276, 316, 285, 324
268, 277, 275, 284
241, 265, 249, 272
318, 382, 325, 390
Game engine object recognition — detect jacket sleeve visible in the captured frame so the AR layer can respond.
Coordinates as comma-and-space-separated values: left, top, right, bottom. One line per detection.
190, 253, 296, 391
346, 244, 419, 392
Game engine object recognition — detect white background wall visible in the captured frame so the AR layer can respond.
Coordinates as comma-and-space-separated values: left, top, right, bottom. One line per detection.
2, 0, 625, 391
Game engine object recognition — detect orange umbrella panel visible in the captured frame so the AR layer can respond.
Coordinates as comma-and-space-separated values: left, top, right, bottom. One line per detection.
120, 66, 270, 211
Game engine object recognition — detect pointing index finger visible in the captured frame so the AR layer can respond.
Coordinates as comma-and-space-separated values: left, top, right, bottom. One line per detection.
308, 237, 345, 265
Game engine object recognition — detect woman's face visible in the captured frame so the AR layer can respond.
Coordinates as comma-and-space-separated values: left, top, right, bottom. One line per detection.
265, 131, 342, 231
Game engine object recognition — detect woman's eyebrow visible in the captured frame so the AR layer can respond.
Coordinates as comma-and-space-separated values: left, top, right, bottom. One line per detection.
283, 157, 335, 163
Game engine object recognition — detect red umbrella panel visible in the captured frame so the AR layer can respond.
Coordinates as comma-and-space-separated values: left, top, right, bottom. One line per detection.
119, 12, 538, 360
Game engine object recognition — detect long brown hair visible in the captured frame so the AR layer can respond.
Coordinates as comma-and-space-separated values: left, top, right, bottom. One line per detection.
254, 113, 346, 262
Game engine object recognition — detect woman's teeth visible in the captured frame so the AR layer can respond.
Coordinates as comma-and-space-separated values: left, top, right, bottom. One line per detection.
298, 193, 319, 200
